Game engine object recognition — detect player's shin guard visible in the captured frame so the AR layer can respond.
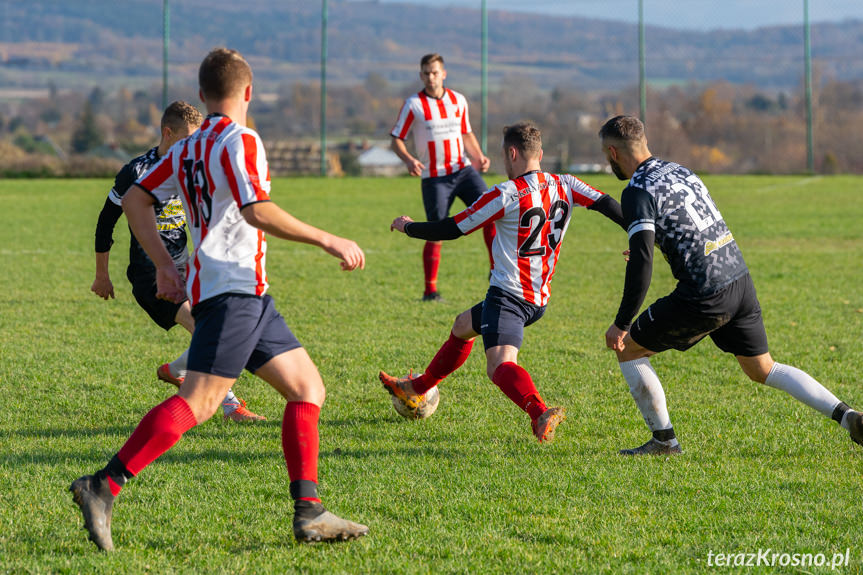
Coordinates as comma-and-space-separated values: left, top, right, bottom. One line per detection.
492, 362, 547, 420
113, 395, 197, 492
283, 402, 321, 503
413, 332, 474, 394
423, 241, 441, 295
619, 358, 673, 433
764, 362, 842, 418
482, 224, 496, 268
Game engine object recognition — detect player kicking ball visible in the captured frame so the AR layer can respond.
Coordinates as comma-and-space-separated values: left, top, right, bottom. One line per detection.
70, 48, 368, 551
599, 115, 863, 455
381, 122, 625, 442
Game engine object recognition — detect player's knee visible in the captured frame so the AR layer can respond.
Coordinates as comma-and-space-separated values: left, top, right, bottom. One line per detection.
290, 378, 325, 406
185, 395, 223, 424
451, 311, 474, 338
738, 355, 773, 384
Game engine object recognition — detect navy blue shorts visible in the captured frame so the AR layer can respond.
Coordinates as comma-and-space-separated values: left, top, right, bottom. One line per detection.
630, 273, 769, 357
188, 293, 302, 378
421, 166, 487, 221
470, 286, 546, 350
127, 264, 187, 331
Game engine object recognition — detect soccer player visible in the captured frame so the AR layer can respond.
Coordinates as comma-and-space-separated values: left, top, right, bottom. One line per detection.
70, 48, 369, 551
599, 115, 863, 455
91, 101, 264, 423
391, 53, 496, 301
381, 122, 624, 442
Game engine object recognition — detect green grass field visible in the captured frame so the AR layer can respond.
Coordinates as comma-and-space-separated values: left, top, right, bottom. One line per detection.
1, 174, 861, 574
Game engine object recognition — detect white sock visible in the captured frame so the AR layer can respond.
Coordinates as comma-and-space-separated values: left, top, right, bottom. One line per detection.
764, 362, 840, 418
222, 389, 239, 415
168, 349, 188, 380
619, 358, 675, 440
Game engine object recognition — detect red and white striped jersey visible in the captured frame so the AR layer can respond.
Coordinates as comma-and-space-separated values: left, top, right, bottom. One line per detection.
391, 88, 472, 179
136, 114, 271, 306
453, 171, 606, 306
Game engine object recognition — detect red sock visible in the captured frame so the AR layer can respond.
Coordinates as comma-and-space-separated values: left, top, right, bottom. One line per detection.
491, 362, 547, 420
423, 241, 441, 295
115, 395, 197, 490
413, 332, 474, 394
482, 224, 496, 268
283, 402, 321, 503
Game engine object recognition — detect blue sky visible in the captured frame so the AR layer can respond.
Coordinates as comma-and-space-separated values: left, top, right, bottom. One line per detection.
373, 0, 863, 30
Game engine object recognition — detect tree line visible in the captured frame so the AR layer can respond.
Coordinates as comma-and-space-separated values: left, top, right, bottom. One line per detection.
1, 73, 861, 177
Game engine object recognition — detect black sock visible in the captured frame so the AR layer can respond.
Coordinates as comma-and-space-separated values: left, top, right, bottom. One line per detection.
653, 428, 676, 442
832, 402, 851, 425
293, 499, 325, 520
95, 455, 133, 494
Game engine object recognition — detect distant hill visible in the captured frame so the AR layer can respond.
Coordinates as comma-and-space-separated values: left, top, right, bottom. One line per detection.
1, 0, 862, 92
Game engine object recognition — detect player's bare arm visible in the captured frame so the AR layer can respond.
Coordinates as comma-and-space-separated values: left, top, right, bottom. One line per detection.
390, 136, 424, 177
122, 185, 185, 302
463, 131, 490, 173
91, 251, 115, 300
241, 201, 365, 271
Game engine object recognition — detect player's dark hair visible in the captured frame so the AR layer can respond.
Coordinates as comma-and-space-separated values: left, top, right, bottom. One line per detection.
199, 48, 253, 101
420, 53, 445, 68
503, 122, 542, 156
161, 101, 203, 131
598, 115, 645, 143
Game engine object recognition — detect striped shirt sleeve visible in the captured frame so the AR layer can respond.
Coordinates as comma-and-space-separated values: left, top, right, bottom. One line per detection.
453, 186, 504, 235
391, 99, 415, 140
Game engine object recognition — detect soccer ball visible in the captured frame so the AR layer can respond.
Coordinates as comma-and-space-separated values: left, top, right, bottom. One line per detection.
391, 385, 440, 420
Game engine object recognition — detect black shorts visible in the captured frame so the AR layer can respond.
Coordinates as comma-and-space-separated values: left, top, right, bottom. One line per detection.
188, 293, 302, 379
127, 265, 187, 331
470, 286, 546, 350
421, 166, 487, 221
630, 273, 768, 357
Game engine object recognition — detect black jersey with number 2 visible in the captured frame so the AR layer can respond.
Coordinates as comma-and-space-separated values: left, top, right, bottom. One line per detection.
614, 157, 749, 330
94, 146, 188, 276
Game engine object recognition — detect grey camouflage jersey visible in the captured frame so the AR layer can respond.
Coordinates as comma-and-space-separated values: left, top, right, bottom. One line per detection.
624, 157, 748, 299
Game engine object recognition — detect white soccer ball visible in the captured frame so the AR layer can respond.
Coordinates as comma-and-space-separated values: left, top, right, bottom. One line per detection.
391, 385, 440, 420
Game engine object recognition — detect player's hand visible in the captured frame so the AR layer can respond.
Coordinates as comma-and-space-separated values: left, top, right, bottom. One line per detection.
91, 275, 115, 300
622, 249, 630, 262
407, 159, 425, 177
605, 323, 628, 352
390, 216, 414, 233
155, 266, 185, 303
323, 236, 365, 271
477, 155, 491, 173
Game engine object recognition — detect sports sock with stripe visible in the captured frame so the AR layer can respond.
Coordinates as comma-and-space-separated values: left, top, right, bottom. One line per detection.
492, 362, 547, 421
221, 389, 240, 415
283, 402, 322, 503
764, 362, 841, 418
111, 395, 198, 495
412, 332, 474, 394
168, 349, 188, 380
423, 241, 441, 296
619, 358, 675, 439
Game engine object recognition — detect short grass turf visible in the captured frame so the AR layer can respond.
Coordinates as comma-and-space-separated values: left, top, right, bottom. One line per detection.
0, 174, 861, 574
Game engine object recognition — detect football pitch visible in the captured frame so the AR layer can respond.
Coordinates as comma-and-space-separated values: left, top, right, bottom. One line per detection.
1, 174, 861, 573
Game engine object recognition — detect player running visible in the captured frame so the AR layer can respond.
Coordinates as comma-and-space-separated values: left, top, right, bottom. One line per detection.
599, 115, 863, 455
70, 48, 369, 551
381, 122, 624, 442
391, 53, 496, 301
91, 100, 264, 423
